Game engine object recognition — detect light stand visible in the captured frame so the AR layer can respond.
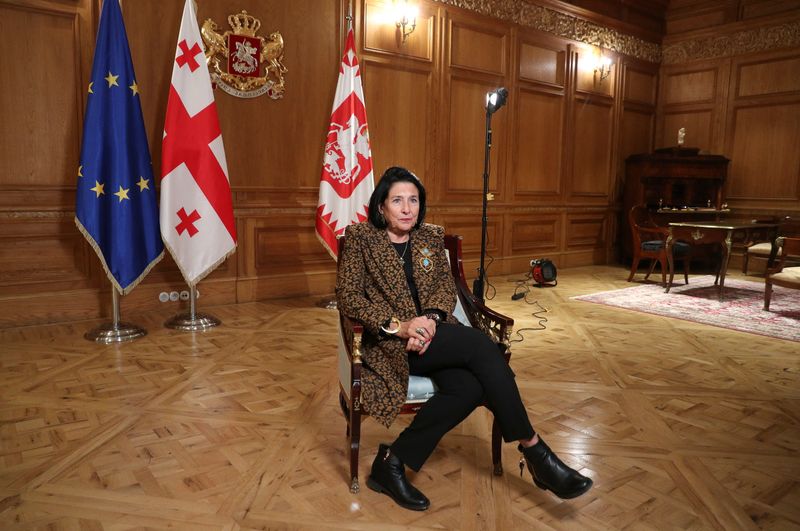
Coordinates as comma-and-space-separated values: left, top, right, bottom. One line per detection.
473, 87, 508, 303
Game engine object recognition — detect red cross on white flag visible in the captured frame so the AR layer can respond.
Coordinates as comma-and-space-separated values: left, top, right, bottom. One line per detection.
315, 27, 374, 259
160, 0, 236, 286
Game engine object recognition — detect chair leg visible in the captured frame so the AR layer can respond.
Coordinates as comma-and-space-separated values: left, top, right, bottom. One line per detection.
644, 259, 657, 280
683, 257, 691, 285
491, 417, 503, 476
349, 404, 361, 493
340, 390, 361, 493
742, 251, 749, 274
339, 392, 350, 437
764, 281, 773, 311
659, 258, 667, 285
628, 258, 640, 282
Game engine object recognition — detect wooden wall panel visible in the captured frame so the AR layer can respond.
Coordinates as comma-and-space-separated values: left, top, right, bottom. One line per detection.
0, 3, 82, 190
0, 217, 92, 295
667, 9, 726, 34
661, 110, 713, 150
509, 216, 560, 253
736, 56, 800, 98
512, 90, 563, 196
438, 215, 502, 258
240, 217, 326, 278
519, 42, 565, 86
445, 78, 507, 195
741, 0, 800, 19
571, 100, 614, 198
562, 213, 608, 266
566, 214, 606, 248
450, 23, 506, 75
624, 68, 657, 106
728, 103, 800, 200
620, 110, 655, 170
663, 69, 716, 104
363, 64, 432, 181
238, 216, 332, 300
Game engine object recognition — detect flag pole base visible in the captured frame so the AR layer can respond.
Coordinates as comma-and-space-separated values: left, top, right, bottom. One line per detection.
164, 312, 221, 331
84, 322, 147, 343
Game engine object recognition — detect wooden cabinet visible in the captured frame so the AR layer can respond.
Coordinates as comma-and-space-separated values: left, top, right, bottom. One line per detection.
621, 147, 729, 260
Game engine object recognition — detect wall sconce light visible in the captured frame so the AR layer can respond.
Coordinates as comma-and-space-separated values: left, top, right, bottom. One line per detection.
394, 0, 418, 44
594, 50, 613, 82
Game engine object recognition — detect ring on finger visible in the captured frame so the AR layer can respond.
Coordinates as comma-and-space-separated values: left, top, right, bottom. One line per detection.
415, 327, 426, 336
418, 339, 425, 346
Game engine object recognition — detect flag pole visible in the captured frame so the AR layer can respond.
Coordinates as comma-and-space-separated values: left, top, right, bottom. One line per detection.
164, 284, 221, 331
77, 0, 163, 341
160, 0, 235, 327
317, 0, 355, 312
85, 284, 147, 342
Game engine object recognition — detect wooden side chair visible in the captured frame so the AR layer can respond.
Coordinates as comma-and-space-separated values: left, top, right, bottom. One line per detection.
337, 234, 514, 493
764, 237, 800, 310
628, 204, 691, 285
744, 216, 800, 274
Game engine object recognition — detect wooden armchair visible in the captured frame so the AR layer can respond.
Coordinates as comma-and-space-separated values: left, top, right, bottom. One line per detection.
744, 216, 800, 274
337, 234, 514, 493
628, 205, 691, 285
763, 237, 800, 311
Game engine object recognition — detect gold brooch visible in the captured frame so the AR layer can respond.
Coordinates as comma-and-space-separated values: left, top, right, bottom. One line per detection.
419, 247, 433, 272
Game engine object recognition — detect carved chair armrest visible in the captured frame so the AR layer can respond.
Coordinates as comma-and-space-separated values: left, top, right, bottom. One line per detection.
460, 294, 514, 354
767, 237, 800, 275
339, 314, 364, 364
444, 234, 514, 351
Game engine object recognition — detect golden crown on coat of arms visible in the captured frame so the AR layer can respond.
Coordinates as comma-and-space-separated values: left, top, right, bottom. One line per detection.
228, 11, 260, 36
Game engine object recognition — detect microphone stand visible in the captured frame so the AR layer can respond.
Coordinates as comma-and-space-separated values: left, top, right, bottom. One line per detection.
473, 109, 493, 303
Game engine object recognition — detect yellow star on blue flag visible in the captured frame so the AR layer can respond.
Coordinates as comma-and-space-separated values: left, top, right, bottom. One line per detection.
75, 0, 163, 294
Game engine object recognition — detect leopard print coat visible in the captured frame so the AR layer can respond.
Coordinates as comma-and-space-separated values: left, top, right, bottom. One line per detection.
336, 222, 459, 427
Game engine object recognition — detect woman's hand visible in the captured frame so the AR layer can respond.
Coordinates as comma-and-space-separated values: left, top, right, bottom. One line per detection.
399, 316, 437, 355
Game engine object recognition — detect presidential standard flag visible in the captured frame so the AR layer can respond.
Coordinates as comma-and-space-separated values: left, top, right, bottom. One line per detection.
161, 0, 237, 286
75, 0, 163, 295
315, 27, 374, 259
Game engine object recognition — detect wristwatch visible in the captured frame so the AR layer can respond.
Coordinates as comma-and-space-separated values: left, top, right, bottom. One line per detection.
424, 312, 442, 324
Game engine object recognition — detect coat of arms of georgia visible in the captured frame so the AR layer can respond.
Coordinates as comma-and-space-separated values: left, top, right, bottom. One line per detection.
201, 10, 287, 99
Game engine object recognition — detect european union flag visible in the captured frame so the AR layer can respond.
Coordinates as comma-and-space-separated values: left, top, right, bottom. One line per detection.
76, 0, 163, 294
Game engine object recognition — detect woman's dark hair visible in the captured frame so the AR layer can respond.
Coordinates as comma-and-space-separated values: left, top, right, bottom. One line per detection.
367, 166, 426, 229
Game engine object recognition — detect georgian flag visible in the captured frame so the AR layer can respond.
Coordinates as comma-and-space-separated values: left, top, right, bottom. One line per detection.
315, 27, 374, 259
161, 0, 236, 286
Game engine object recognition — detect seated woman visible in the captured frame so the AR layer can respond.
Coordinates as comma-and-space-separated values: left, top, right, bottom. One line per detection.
336, 166, 592, 511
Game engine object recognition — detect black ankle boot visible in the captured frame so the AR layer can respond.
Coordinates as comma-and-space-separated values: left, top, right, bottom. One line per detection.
366, 444, 430, 511
519, 439, 593, 499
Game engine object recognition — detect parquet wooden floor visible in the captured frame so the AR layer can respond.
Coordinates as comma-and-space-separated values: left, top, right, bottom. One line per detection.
1, 266, 798, 530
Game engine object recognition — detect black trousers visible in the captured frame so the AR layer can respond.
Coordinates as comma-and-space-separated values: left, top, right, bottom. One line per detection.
389, 323, 535, 471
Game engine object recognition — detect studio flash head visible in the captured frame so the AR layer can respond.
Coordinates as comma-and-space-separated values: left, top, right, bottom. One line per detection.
486, 87, 508, 114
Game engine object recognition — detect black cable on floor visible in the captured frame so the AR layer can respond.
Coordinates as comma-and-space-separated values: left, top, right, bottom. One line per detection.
506, 273, 549, 343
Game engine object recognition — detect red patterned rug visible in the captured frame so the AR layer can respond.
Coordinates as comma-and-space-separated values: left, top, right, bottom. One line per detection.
573, 276, 800, 343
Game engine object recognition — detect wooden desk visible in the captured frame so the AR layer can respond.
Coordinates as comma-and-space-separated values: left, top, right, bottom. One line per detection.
665, 221, 778, 298
622, 148, 729, 260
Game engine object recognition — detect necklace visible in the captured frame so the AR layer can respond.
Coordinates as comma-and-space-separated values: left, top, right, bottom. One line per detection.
394, 239, 410, 264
